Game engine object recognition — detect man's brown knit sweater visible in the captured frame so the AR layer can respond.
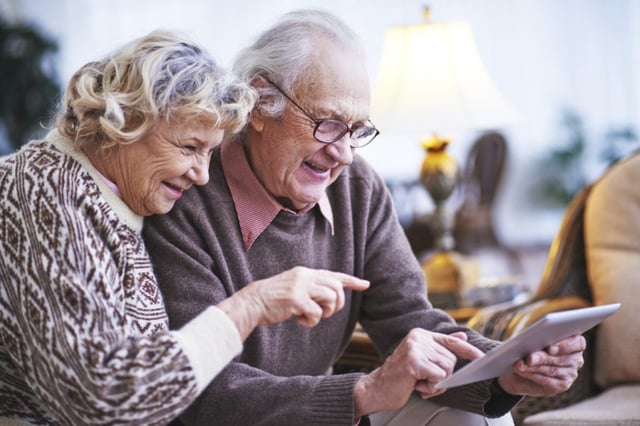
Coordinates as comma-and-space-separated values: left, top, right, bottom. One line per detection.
144, 139, 519, 426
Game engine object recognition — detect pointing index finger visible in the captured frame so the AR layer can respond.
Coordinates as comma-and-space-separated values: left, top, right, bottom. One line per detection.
339, 276, 370, 292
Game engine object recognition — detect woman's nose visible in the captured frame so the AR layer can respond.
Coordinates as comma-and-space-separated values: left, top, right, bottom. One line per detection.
188, 156, 210, 185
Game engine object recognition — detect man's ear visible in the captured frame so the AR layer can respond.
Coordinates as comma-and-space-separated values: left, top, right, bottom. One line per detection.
248, 75, 271, 132
249, 108, 265, 132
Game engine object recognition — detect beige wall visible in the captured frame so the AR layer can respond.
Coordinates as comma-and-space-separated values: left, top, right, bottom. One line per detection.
5, 0, 640, 245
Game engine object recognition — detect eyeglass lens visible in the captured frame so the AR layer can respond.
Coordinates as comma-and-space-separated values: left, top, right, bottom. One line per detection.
315, 120, 379, 148
314, 120, 377, 147
267, 78, 379, 147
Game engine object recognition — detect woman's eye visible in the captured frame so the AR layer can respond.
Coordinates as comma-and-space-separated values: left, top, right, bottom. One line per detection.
182, 145, 198, 153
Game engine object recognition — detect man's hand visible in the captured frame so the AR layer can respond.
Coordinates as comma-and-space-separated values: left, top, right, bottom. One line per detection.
353, 329, 484, 417
497, 334, 586, 396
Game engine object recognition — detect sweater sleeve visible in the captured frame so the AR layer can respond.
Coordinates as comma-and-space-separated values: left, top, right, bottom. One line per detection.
171, 305, 242, 395
192, 364, 363, 425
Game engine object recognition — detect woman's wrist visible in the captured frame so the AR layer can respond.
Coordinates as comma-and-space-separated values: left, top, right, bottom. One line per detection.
217, 288, 262, 341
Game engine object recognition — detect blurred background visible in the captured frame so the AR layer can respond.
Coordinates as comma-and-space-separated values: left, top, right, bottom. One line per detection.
2, 0, 639, 279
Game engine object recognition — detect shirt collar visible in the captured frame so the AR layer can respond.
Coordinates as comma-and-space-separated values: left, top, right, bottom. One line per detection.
221, 139, 334, 249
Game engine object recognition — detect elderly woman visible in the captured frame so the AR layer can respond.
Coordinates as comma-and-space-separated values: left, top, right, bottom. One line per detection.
0, 30, 368, 425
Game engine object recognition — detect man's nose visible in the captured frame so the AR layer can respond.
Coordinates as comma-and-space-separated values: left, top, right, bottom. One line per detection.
325, 134, 354, 165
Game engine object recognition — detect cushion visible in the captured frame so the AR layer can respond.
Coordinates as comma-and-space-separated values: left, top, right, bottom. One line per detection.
522, 385, 640, 425
585, 153, 640, 388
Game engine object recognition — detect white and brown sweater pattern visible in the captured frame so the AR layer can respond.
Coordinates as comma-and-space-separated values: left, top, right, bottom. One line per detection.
0, 135, 198, 425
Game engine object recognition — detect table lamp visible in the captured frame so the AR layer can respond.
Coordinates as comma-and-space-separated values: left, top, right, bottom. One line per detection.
372, 8, 519, 309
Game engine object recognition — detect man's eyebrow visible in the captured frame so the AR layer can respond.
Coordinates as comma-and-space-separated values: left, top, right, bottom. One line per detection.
319, 108, 370, 124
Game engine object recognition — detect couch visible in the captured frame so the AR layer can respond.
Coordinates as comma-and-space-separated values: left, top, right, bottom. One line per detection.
467, 152, 640, 425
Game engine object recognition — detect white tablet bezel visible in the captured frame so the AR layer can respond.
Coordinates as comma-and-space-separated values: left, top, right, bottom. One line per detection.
434, 303, 621, 390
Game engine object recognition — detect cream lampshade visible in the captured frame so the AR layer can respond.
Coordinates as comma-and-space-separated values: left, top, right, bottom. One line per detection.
372, 11, 519, 309
372, 15, 519, 137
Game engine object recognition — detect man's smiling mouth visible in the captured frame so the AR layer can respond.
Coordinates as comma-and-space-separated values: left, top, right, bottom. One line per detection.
305, 161, 329, 173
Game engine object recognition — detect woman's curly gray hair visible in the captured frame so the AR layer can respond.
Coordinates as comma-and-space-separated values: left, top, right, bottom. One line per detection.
57, 29, 256, 150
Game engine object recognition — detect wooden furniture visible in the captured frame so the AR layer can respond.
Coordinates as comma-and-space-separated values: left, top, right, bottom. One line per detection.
454, 131, 508, 253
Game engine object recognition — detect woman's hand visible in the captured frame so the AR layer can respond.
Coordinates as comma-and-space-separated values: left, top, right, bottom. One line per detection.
218, 266, 369, 340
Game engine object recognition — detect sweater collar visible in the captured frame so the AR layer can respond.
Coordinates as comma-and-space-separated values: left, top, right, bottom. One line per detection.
221, 138, 334, 249
47, 130, 144, 233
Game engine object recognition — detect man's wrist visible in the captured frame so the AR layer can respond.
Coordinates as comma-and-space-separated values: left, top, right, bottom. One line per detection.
490, 378, 510, 396
353, 373, 375, 418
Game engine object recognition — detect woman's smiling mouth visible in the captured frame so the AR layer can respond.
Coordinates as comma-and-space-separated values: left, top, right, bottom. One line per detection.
162, 181, 187, 199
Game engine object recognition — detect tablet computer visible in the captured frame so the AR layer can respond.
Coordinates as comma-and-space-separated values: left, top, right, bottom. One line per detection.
434, 303, 621, 390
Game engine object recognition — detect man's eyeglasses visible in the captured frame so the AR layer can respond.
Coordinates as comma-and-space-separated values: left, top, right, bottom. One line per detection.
266, 79, 379, 148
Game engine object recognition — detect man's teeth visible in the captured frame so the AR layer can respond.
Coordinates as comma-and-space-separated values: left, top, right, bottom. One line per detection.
307, 162, 328, 172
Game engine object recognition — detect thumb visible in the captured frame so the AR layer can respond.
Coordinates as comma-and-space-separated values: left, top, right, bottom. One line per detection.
449, 331, 469, 341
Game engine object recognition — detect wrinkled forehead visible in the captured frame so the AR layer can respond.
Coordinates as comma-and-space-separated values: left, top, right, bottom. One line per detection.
296, 39, 371, 120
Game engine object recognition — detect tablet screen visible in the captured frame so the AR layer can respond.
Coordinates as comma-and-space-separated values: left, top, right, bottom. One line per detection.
434, 303, 621, 389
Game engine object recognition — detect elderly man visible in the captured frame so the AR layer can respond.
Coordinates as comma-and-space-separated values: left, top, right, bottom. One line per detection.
144, 9, 586, 426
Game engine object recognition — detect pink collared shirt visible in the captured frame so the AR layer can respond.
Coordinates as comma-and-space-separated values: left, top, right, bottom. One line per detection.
93, 167, 121, 198
221, 139, 334, 250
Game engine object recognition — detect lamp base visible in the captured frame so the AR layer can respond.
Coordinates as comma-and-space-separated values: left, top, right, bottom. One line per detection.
422, 251, 478, 310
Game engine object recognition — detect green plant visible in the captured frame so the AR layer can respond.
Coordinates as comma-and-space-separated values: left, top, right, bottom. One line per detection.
601, 126, 638, 165
533, 108, 638, 207
534, 109, 588, 207
0, 18, 60, 154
